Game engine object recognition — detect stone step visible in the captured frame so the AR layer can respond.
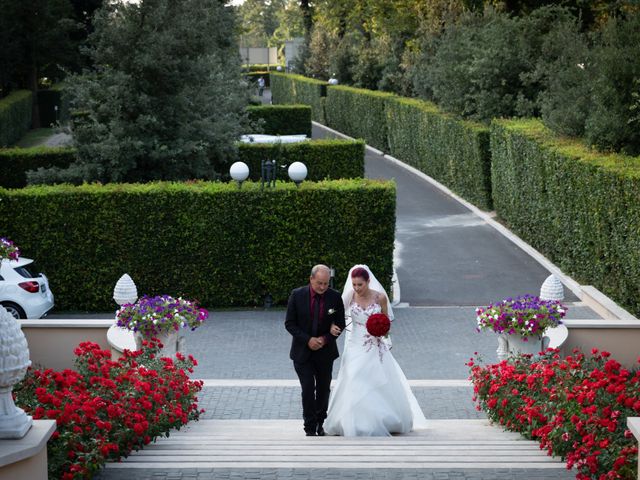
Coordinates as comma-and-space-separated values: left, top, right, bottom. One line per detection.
105, 420, 566, 470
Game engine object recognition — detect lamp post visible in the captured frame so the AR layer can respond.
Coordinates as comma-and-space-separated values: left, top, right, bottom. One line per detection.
288, 161, 307, 186
230, 161, 250, 189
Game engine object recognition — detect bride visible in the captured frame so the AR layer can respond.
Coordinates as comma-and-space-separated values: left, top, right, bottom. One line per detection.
323, 265, 428, 436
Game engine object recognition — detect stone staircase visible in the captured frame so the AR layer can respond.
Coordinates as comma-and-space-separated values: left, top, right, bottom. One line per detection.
104, 419, 567, 470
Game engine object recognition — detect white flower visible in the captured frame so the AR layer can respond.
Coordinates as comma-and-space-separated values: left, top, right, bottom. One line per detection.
328, 309, 336, 315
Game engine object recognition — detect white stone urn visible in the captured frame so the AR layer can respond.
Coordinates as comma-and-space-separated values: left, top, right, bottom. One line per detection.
497, 333, 544, 360
0, 305, 33, 438
133, 330, 183, 358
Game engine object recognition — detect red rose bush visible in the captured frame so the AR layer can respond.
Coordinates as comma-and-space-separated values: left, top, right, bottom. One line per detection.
468, 349, 639, 479
14, 338, 203, 479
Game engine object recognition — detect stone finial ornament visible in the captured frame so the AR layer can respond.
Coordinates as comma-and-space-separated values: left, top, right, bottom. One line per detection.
113, 273, 138, 306
0, 305, 32, 438
540, 274, 565, 301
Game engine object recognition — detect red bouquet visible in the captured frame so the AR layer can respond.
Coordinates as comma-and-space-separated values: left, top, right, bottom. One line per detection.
366, 313, 391, 337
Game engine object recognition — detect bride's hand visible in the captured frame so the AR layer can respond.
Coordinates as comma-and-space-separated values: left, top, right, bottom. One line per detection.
330, 323, 341, 336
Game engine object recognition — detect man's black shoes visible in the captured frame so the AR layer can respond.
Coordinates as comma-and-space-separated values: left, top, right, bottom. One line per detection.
317, 424, 325, 436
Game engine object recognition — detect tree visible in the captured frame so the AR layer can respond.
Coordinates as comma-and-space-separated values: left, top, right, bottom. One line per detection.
31, 0, 249, 184
0, 0, 78, 126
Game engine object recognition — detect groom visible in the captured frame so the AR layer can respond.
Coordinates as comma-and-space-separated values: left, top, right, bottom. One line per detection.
285, 264, 345, 436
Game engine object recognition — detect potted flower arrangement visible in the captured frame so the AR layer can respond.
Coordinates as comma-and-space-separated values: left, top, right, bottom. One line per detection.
0, 237, 20, 261
116, 295, 208, 355
476, 294, 566, 357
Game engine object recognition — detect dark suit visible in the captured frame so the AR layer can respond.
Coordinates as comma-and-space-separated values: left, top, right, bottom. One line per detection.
285, 285, 346, 433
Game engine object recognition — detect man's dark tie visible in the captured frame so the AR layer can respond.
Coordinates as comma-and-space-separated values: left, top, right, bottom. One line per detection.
312, 294, 321, 337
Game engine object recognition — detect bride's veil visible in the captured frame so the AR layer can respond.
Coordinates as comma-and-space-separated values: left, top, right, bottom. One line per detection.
341, 264, 394, 320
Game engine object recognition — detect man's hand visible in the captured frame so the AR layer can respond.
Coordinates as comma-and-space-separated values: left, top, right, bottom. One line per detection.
330, 323, 342, 337
308, 337, 324, 350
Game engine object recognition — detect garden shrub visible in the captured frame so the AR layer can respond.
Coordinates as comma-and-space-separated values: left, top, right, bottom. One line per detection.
0, 147, 76, 188
246, 104, 312, 136
237, 139, 364, 181
491, 118, 640, 317
0, 90, 32, 147
325, 85, 395, 152
469, 349, 639, 479
14, 339, 202, 480
386, 97, 491, 210
270, 72, 327, 123
0, 179, 394, 310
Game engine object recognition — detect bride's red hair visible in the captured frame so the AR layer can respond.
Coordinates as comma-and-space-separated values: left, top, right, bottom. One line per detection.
351, 267, 369, 281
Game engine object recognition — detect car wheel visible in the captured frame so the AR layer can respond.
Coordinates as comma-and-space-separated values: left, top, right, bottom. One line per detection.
1, 302, 26, 319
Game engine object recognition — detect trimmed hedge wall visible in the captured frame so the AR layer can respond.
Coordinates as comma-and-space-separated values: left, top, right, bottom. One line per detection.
325, 86, 395, 152
386, 98, 492, 210
0, 179, 395, 311
270, 72, 327, 124
491, 118, 640, 316
0, 147, 77, 188
0, 90, 33, 147
237, 139, 365, 181
246, 104, 312, 137
0, 138, 362, 188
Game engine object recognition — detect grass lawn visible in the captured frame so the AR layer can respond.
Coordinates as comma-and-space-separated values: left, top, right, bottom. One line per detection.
15, 128, 55, 148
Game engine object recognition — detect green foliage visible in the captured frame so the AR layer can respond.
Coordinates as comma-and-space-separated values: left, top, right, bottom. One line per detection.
387, 97, 492, 210
325, 85, 395, 151
0, 147, 76, 188
0, 179, 395, 310
56, 0, 248, 184
236, 139, 365, 181
270, 72, 327, 123
582, 13, 640, 155
3, 138, 363, 187
246, 104, 312, 136
0, 0, 77, 98
490, 118, 640, 317
0, 90, 32, 147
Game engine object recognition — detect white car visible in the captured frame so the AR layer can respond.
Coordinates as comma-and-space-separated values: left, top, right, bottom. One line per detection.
0, 257, 54, 319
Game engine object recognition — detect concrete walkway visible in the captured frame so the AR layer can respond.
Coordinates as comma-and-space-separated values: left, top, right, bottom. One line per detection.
94, 89, 594, 479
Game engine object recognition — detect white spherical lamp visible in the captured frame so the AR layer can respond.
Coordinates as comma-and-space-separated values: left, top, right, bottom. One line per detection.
288, 162, 307, 186
230, 161, 250, 188
328, 77, 339, 85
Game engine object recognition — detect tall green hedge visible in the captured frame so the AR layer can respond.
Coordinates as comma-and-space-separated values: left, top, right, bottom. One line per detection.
0, 90, 33, 147
0, 139, 363, 188
0, 179, 395, 311
246, 104, 312, 137
491, 118, 640, 316
386, 98, 492, 210
270, 72, 327, 124
237, 139, 364, 181
0, 147, 77, 188
325, 86, 395, 152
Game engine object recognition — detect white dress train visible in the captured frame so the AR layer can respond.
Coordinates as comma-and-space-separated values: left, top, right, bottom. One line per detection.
323, 301, 428, 436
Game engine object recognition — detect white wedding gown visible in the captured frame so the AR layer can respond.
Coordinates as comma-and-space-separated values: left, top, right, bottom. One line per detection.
323, 301, 428, 436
